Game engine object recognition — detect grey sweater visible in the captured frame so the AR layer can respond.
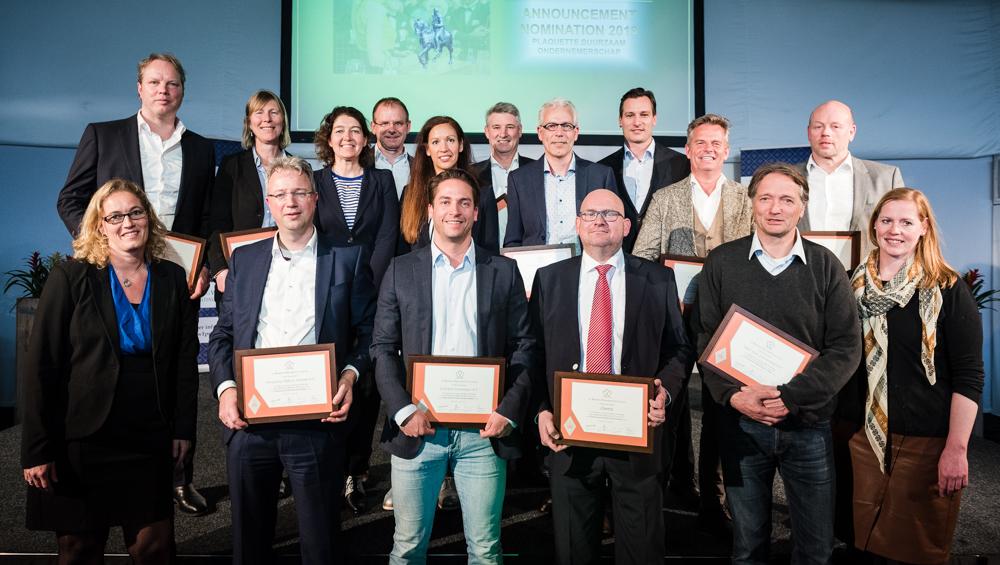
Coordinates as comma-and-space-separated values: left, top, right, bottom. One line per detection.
695, 235, 862, 427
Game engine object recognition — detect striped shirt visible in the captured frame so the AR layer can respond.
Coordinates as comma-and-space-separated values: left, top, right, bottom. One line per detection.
333, 172, 364, 230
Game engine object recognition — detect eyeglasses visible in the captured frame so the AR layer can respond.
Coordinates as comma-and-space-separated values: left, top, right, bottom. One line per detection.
267, 190, 316, 202
374, 121, 407, 128
540, 122, 577, 131
103, 208, 147, 224
579, 210, 622, 222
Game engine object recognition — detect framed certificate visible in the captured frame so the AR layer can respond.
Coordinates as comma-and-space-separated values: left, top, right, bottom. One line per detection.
234, 343, 338, 424
801, 231, 861, 271
553, 371, 655, 453
660, 254, 704, 305
500, 243, 577, 298
406, 355, 506, 428
220, 227, 279, 263
699, 304, 819, 387
496, 193, 507, 212
162, 231, 207, 292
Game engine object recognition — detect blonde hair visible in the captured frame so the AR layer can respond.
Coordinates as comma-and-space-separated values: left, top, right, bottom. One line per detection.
137, 53, 185, 88
868, 187, 958, 289
72, 179, 168, 267
242, 90, 291, 150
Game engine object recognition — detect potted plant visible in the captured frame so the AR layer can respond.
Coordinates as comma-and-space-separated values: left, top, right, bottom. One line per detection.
961, 269, 999, 312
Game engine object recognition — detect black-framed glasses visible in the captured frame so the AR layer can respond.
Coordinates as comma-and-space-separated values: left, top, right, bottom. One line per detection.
540, 122, 577, 131
579, 210, 621, 222
103, 208, 147, 225
374, 121, 407, 128
266, 190, 316, 202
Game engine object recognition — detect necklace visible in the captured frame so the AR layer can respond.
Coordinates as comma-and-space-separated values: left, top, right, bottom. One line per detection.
117, 263, 146, 287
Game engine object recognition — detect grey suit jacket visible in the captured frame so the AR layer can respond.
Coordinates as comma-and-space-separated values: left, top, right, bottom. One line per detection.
631, 176, 754, 261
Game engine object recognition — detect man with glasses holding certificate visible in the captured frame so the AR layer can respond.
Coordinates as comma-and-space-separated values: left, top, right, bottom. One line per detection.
209, 156, 377, 565
529, 189, 693, 565
504, 98, 617, 248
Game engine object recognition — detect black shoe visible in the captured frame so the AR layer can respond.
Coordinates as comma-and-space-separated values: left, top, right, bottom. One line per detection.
668, 478, 701, 510
278, 475, 292, 499
437, 476, 460, 511
698, 502, 733, 536
173, 484, 209, 516
345, 475, 366, 513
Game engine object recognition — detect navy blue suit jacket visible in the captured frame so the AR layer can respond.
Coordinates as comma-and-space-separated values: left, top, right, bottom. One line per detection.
371, 245, 535, 460
208, 231, 377, 443
503, 155, 618, 247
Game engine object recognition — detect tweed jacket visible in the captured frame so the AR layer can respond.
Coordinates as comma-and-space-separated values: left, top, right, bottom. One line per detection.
631, 175, 754, 261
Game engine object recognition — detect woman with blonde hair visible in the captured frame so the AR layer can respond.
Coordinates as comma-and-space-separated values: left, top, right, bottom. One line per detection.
21, 179, 199, 564
835, 187, 984, 565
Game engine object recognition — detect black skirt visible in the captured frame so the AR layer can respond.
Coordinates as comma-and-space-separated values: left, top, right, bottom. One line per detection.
26, 355, 173, 531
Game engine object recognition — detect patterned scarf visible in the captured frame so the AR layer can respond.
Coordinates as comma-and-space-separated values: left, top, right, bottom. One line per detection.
851, 250, 942, 473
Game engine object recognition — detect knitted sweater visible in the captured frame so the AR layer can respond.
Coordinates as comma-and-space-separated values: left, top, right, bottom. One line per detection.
696, 235, 863, 427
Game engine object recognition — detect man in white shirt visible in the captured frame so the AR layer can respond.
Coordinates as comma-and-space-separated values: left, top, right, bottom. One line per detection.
371, 97, 413, 201
209, 155, 377, 565
796, 100, 904, 255
473, 102, 536, 245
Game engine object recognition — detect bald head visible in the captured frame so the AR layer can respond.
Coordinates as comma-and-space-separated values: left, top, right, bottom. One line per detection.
808, 101, 854, 126
807, 100, 857, 168
580, 189, 625, 215
576, 189, 630, 261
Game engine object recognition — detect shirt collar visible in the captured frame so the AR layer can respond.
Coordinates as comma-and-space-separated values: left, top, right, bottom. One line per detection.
374, 145, 407, 165
806, 152, 853, 174
691, 172, 727, 194
748, 229, 807, 265
252, 146, 287, 169
581, 247, 625, 275
271, 226, 318, 259
430, 237, 476, 270
137, 110, 185, 138
543, 154, 577, 176
624, 137, 655, 162
491, 154, 519, 171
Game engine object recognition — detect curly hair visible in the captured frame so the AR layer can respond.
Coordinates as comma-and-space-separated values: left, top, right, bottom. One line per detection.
71, 179, 168, 267
314, 106, 375, 168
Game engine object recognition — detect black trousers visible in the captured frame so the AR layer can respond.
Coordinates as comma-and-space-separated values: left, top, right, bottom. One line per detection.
699, 379, 725, 510
663, 372, 696, 485
344, 373, 381, 477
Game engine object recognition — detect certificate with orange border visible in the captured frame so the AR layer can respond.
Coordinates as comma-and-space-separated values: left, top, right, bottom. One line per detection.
406, 356, 506, 428
500, 243, 576, 298
553, 372, 654, 453
235, 343, 337, 424
496, 194, 508, 212
660, 254, 704, 304
801, 231, 861, 271
221, 227, 279, 263
162, 231, 207, 292
698, 305, 819, 387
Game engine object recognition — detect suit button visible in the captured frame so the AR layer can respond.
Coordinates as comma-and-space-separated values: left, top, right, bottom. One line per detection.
348, 237, 353, 243
572, 363, 579, 370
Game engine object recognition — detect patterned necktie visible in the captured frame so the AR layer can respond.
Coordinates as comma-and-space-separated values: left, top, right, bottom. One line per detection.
586, 264, 613, 374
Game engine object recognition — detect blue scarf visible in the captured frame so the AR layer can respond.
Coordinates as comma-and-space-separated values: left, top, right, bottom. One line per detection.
109, 263, 152, 355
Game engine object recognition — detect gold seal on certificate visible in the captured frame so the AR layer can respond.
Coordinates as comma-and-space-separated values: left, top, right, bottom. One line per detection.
220, 227, 279, 262
500, 244, 576, 298
553, 372, 655, 453
406, 356, 506, 428
234, 343, 338, 424
699, 305, 819, 387
161, 231, 207, 292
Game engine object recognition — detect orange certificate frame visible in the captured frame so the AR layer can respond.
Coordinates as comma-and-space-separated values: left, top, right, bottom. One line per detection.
496, 193, 507, 212
234, 343, 337, 424
660, 253, 705, 304
406, 355, 506, 428
698, 305, 819, 387
221, 227, 279, 263
553, 371, 654, 454
800, 231, 861, 271
499, 243, 577, 298
162, 231, 207, 292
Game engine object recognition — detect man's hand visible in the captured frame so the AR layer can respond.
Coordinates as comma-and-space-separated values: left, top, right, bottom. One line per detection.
400, 410, 435, 438
218, 388, 248, 430
24, 462, 57, 494
647, 379, 668, 427
173, 439, 192, 470
190, 266, 211, 299
215, 269, 229, 293
537, 410, 568, 452
480, 412, 513, 438
730, 385, 789, 425
323, 372, 356, 423
938, 442, 969, 497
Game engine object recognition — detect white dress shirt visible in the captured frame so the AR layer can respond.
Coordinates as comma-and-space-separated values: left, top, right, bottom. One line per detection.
578, 248, 626, 374
749, 230, 807, 276
691, 173, 726, 230
374, 146, 411, 200
806, 153, 854, 230
137, 112, 184, 230
491, 154, 520, 245
623, 138, 655, 211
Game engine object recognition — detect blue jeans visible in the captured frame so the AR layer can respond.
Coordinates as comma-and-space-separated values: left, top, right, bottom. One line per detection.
389, 428, 507, 565
718, 413, 835, 565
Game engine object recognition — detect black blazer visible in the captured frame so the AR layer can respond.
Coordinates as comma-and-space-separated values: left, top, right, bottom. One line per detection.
598, 141, 691, 253
472, 154, 536, 188
528, 253, 693, 478
504, 155, 618, 247
20, 259, 199, 469
57, 115, 215, 239
396, 181, 500, 255
314, 166, 400, 291
371, 245, 535, 460
206, 149, 271, 277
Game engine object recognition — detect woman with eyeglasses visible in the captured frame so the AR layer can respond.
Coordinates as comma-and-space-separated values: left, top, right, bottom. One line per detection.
397, 116, 498, 254
21, 179, 198, 563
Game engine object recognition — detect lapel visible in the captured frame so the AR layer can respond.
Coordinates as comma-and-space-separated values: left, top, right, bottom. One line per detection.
646, 144, 674, 216
314, 234, 334, 339
620, 255, 646, 368
352, 167, 378, 231
608, 148, 631, 210
89, 264, 122, 364
412, 247, 434, 354
241, 150, 265, 211
555, 257, 583, 364
178, 131, 196, 213
319, 169, 350, 234
850, 157, 872, 231
532, 160, 548, 232
574, 155, 589, 212
720, 181, 741, 242
475, 249, 496, 355
148, 261, 170, 355
796, 162, 812, 231
122, 116, 144, 190
244, 241, 273, 343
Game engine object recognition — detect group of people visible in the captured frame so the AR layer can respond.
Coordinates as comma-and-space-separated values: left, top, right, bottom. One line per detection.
19, 52, 984, 565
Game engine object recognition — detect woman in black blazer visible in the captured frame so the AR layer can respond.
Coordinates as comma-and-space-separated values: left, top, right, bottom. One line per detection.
21, 179, 198, 562
313, 106, 399, 291
207, 90, 290, 293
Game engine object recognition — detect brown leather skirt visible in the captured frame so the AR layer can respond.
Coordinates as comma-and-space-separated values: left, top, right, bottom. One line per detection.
833, 421, 962, 565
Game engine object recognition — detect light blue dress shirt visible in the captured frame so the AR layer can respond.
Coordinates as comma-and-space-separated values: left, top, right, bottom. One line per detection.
374, 146, 411, 201
622, 138, 655, 210
543, 156, 579, 248
749, 230, 808, 275
252, 147, 278, 228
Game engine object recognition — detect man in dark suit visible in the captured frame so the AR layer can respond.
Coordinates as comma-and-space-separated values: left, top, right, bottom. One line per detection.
530, 189, 693, 565
209, 156, 376, 565
473, 102, 535, 247
504, 98, 618, 248
598, 88, 690, 254
54, 52, 214, 514
372, 168, 534, 564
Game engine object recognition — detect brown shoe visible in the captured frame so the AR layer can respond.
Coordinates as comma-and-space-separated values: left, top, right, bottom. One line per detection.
437, 476, 460, 511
